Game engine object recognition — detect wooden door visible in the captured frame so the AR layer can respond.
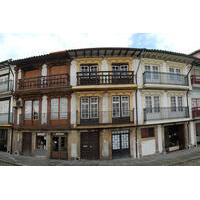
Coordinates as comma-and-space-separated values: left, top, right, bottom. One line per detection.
22, 132, 32, 156
81, 132, 99, 160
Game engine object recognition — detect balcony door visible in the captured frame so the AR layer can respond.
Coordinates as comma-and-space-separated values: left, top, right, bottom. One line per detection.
79, 64, 98, 85
80, 97, 99, 125
112, 96, 130, 123
112, 63, 128, 84
0, 100, 10, 124
144, 65, 159, 83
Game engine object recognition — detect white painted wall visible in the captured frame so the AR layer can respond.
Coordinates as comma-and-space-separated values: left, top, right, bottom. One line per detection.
141, 139, 156, 156
41, 95, 47, 124
157, 125, 163, 153
70, 60, 77, 86
70, 93, 76, 125
41, 64, 47, 76
189, 121, 196, 146
102, 94, 109, 123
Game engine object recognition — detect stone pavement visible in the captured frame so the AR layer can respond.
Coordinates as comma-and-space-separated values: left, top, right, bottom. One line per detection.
1, 147, 200, 166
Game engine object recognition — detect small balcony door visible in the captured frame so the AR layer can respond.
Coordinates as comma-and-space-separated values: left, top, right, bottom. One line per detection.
112, 63, 128, 84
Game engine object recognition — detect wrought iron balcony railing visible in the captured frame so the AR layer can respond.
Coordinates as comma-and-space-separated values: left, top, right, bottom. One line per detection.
17, 74, 70, 90
77, 110, 134, 125
192, 107, 200, 118
144, 107, 189, 121
143, 71, 188, 86
0, 80, 13, 93
191, 75, 200, 85
77, 71, 135, 85
0, 113, 13, 124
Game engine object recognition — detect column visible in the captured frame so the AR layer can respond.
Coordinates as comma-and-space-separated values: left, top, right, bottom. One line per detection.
157, 125, 163, 153
130, 128, 136, 158
41, 95, 47, 124
68, 130, 80, 160
70, 61, 77, 86
100, 129, 111, 160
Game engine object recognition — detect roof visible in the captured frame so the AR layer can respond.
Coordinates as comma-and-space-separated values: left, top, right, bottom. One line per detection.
0, 59, 12, 69
190, 49, 200, 56
11, 47, 200, 66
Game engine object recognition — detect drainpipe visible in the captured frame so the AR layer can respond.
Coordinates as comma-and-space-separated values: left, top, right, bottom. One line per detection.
186, 62, 194, 149
134, 50, 144, 158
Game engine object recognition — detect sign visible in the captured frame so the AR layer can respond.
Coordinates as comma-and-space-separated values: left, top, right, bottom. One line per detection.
37, 133, 46, 136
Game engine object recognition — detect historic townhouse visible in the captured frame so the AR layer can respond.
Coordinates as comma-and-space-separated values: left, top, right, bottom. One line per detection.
135, 49, 197, 157
12, 51, 71, 159
0, 60, 14, 153
69, 48, 137, 159
189, 50, 200, 145
7, 47, 200, 160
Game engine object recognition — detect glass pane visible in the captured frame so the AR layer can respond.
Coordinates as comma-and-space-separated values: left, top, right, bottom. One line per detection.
33, 100, 39, 120
112, 134, 120, 150
51, 98, 58, 119
25, 100, 32, 119
60, 97, 68, 119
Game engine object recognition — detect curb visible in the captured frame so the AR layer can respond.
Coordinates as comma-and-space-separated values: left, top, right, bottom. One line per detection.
0, 158, 21, 166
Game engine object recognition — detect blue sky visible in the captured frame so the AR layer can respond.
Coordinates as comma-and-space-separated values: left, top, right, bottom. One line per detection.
0, 33, 199, 61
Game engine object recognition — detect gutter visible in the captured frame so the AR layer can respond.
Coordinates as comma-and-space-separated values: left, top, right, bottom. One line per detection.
134, 50, 144, 158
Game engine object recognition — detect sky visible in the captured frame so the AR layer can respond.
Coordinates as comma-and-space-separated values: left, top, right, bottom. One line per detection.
1, 33, 200, 61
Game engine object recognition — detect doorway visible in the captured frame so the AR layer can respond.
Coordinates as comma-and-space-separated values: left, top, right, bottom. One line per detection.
22, 132, 32, 156
0, 129, 7, 152
164, 124, 185, 152
51, 133, 67, 159
81, 131, 99, 160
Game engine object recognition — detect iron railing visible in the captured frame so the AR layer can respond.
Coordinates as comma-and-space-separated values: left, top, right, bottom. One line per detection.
143, 71, 188, 86
191, 75, 200, 84
77, 110, 134, 125
144, 107, 189, 121
0, 80, 13, 93
0, 113, 13, 124
17, 74, 70, 90
77, 71, 135, 85
192, 107, 200, 118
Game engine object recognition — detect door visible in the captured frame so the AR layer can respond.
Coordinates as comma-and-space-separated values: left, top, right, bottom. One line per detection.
0, 129, 7, 152
112, 64, 128, 84
196, 124, 200, 144
81, 132, 99, 160
112, 130, 130, 158
51, 134, 67, 159
22, 132, 32, 156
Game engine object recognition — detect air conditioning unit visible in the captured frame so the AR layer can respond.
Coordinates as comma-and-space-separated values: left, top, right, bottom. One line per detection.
16, 99, 23, 107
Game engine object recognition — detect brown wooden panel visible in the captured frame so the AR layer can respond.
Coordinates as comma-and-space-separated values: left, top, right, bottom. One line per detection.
24, 69, 40, 78
81, 132, 99, 160
22, 132, 32, 156
48, 65, 68, 75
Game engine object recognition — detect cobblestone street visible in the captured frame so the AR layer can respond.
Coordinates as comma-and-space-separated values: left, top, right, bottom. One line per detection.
1, 147, 200, 166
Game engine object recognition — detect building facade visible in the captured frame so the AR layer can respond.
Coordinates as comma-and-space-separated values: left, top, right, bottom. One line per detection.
8, 47, 200, 160
0, 60, 14, 154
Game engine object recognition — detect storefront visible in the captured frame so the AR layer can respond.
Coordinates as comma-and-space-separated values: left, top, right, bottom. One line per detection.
34, 133, 47, 156
0, 129, 8, 152
164, 124, 185, 152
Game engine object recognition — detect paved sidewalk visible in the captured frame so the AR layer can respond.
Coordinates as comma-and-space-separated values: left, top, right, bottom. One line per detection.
1, 147, 200, 166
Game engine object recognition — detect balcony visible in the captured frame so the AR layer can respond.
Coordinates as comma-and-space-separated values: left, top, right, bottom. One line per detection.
16, 74, 70, 92
0, 113, 13, 125
77, 71, 134, 85
0, 80, 13, 93
18, 112, 70, 129
192, 107, 200, 118
191, 75, 200, 85
77, 110, 134, 126
144, 107, 189, 121
143, 71, 188, 86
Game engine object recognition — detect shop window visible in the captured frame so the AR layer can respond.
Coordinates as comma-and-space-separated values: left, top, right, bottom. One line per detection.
141, 128, 155, 138
36, 133, 46, 150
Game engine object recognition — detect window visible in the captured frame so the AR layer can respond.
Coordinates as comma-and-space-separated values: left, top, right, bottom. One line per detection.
0, 100, 9, 113
112, 96, 129, 118
192, 98, 200, 108
33, 100, 39, 120
51, 97, 68, 120
154, 96, 160, 112
144, 65, 160, 81
36, 133, 46, 150
171, 96, 176, 111
141, 128, 155, 138
112, 63, 128, 78
145, 96, 152, 113
178, 97, 183, 111
80, 64, 97, 77
80, 97, 98, 119
169, 67, 181, 81
25, 100, 32, 120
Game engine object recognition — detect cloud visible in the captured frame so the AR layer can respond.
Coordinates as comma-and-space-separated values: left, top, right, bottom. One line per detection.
0, 33, 133, 60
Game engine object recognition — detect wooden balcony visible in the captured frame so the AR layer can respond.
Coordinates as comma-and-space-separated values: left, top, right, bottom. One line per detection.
16, 74, 70, 94
77, 71, 135, 85
17, 112, 70, 129
77, 110, 134, 126
144, 107, 189, 121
